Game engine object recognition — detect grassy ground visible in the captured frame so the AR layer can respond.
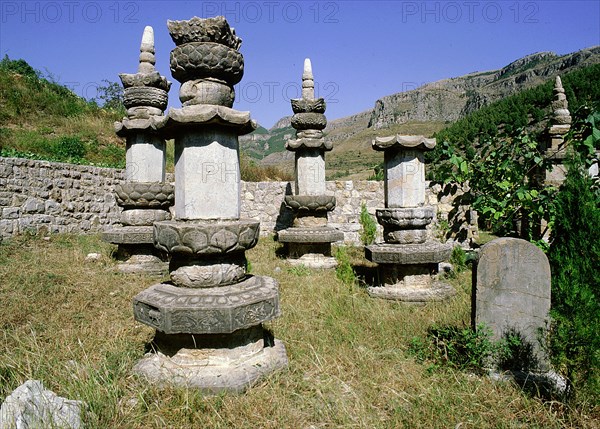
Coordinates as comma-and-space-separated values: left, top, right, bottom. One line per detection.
0, 234, 594, 428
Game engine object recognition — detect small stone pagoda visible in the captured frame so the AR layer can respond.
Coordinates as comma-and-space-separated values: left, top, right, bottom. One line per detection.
277, 59, 343, 269
131, 16, 287, 392
365, 135, 454, 302
544, 76, 572, 186
102, 26, 173, 275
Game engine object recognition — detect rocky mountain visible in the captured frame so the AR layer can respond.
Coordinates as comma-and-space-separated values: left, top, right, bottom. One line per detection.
240, 46, 600, 178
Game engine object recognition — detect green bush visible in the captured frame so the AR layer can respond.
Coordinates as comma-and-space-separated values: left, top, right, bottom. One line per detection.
50, 136, 87, 160
547, 152, 600, 400
334, 246, 356, 286
359, 203, 377, 245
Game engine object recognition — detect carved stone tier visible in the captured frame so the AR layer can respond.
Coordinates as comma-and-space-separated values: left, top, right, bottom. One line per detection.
102, 226, 154, 244
133, 275, 280, 335
114, 243, 168, 276
161, 105, 257, 137
277, 227, 344, 244
114, 182, 174, 209
376, 207, 434, 229
132, 326, 287, 393
372, 135, 437, 152
384, 229, 428, 245
115, 117, 166, 137
365, 242, 453, 265
284, 195, 336, 212
120, 71, 170, 90
123, 86, 169, 111
170, 43, 243, 85
154, 220, 259, 255
170, 254, 246, 288
120, 209, 170, 226
285, 137, 333, 152
167, 16, 242, 49
290, 112, 327, 131
291, 98, 326, 114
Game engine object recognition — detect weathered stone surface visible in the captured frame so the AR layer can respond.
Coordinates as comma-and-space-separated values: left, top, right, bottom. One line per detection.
167, 16, 242, 49
376, 207, 434, 228
133, 275, 280, 334
290, 97, 326, 114
383, 228, 428, 244
117, 253, 168, 276
170, 255, 246, 288
124, 134, 166, 182
384, 148, 427, 208
123, 86, 169, 111
154, 220, 259, 255
290, 112, 327, 131
133, 331, 287, 393
180, 79, 235, 107
277, 227, 344, 243
294, 148, 326, 196
372, 135, 436, 151
365, 242, 453, 264
120, 209, 170, 226
285, 137, 332, 151
163, 105, 257, 137
0, 380, 84, 429
367, 281, 455, 302
287, 253, 338, 269
475, 237, 551, 369
284, 195, 336, 212
102, 225, 154, 244
115, 182, 174, 209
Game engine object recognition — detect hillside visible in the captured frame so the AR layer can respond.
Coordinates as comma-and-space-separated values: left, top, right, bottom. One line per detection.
246, 46, 600, 179
0, 56, 125, 167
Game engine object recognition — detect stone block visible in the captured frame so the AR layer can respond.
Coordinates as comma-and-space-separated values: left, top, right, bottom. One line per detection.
133, 275, 280, 334
365, 242, 453, 265
277, 227, 344, 243
102, 226, 154, 244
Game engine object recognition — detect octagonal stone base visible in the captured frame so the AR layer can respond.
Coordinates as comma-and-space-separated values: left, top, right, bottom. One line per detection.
287, 253, 338, 269
102, 226, 154, 244
133, 275, 280, 335
133, 326, 288, 393
365, 242, 453, 265
277, 227, 343, 244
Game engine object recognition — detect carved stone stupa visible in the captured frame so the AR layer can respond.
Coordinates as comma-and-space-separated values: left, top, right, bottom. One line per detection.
131, 16, 287, 392
365, 135, 455, 302
102, 26, 173, 275
544, 76, 572, 186
277, 59, 343, 269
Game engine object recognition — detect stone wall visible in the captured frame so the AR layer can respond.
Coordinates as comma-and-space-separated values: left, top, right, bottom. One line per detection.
0, 157, 477, 245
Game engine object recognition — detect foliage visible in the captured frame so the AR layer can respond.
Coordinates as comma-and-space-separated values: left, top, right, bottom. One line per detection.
334, 246, 356, 286
50, 136, 87, 160
358, 203, 377, 245
94, 79, 125, 115
367, 162, 384, 181
547, 151, 600, 401
287, 264, 311, 276
449, 246, 467, 273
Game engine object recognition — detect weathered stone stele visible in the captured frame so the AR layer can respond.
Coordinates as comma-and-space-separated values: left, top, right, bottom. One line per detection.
277, 58, 343, 269
366, 135, 454, 302
475, 237, 551, 370
131, 16, 287, 393
102, 26, 173, 275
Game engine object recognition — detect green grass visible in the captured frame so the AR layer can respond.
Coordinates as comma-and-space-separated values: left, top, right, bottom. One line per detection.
0, 234, 595, 427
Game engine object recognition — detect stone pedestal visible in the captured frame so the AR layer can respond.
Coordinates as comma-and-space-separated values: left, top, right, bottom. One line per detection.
277, 59, 342, 268
365, 135, 455, 302
102, 26, 173, 275
131, 16, 287, 392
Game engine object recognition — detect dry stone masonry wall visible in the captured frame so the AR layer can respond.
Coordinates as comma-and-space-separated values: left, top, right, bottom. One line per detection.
0, 157, 476, 244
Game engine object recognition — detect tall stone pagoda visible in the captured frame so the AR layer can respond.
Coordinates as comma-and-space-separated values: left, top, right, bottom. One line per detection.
544, 76, 572, 186
131, 16, 288, 392
277, 59, 343, 269
365, 135, 455, 302
102, 26, 173, 275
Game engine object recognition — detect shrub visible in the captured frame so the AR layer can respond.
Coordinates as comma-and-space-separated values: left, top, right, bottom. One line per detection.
334, 246, 356, 286
359, 203, 377, 245
547, 152, 600, 400
50, 136, 87, 160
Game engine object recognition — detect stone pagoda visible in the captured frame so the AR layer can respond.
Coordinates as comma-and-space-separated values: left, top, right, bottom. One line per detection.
131, 16, 287, 392
277, 59, 343, 269
102, 26, 173, 275
365, 135, 454, 302
544, 76, 572, 186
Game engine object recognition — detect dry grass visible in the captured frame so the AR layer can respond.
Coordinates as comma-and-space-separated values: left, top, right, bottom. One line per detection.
0, 234, 594, 428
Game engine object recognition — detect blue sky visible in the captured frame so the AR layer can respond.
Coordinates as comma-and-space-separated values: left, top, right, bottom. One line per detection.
1, 1, 599, 128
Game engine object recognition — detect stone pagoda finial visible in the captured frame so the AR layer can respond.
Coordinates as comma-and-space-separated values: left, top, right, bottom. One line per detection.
302, 58, 314, 100
552, 75, 571, 126
138, 26, 156, 74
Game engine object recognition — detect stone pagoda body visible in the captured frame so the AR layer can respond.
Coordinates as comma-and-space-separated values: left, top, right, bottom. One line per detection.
131, 16, 287, 392
102, 26, 173, 275
544, 76, 572, 186
277, 59, 343, 269
365, 135, 454, 302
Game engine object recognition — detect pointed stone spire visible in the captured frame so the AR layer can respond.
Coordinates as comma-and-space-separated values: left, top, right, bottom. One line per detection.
302, 58, 314, 100
138, 26, 156, 74
552, 75, 571, 125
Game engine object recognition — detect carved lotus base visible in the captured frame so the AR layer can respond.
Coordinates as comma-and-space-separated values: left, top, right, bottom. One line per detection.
365, 242, 453, 265
115, 182, 175, 209
154, 219, 260, 255
132, 326, 287, 393
376, 207, 434, 229
277, 227, 344, 244
284, 195, 336, 212
133, 275, 280, 335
